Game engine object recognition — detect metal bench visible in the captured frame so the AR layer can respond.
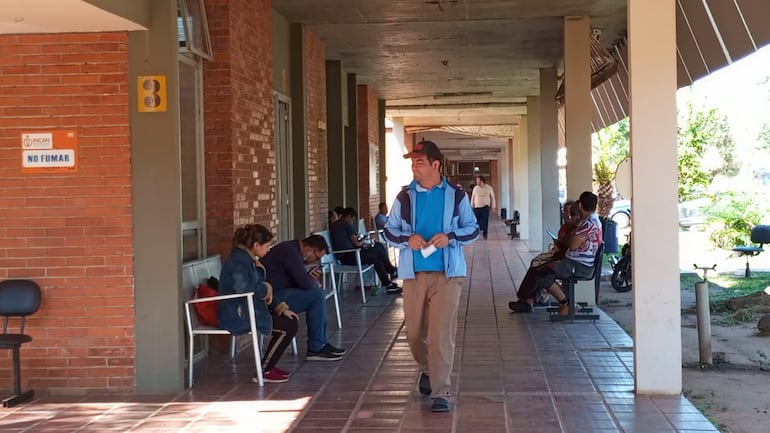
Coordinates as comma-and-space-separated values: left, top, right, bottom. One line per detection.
548, 243, 603, 322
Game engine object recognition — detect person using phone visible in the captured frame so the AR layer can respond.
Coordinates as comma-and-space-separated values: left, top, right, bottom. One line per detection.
330, 207, 400, 293
260, 235, 347, 361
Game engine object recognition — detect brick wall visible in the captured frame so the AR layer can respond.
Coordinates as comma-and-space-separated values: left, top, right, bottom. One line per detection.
304, 30, 327, 234
356, 85, 380, 229
0, 33, 135, 394
204, 0, 275, 256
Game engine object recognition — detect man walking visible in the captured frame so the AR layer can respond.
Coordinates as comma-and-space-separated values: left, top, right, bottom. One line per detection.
384, 140, 479, 412
470, 175, 495, 239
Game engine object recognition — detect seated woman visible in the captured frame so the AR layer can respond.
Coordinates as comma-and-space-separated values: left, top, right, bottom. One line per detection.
530, 200, 581, 268
509, 199, 581, 311
218, 224, 299, 383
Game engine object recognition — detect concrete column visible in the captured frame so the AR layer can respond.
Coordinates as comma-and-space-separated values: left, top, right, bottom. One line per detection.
326, 60, 345, 210
527, 96, 543, 251
563, 16, 593, 197
290, 24, 309, 235
629, 0, 681, 394
515, 120, 529, 240
344, 73, 359, 209
499, 142, 510, 217
127, 0, 183, 393
378, 99, 386, 203
540, 69, 560, 248
385, 117, 410, 204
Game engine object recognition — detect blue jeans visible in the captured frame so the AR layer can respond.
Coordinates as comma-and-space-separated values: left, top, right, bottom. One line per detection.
272, 287, 327, 352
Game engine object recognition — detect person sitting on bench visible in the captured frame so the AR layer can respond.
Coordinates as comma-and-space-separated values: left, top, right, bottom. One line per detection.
530, 199, 581, 268
509, 191, 602, 315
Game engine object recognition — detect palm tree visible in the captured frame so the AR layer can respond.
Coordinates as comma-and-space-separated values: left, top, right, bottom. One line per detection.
592, 117, 630, 217
594, 159, 615, 217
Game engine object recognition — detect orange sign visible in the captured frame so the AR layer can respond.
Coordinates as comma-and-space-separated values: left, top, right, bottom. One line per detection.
21, 130, 78, 174
137, 75, 168, 112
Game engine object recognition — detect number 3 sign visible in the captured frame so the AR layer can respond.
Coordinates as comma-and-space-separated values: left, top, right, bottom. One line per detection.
137, 75, 168, 113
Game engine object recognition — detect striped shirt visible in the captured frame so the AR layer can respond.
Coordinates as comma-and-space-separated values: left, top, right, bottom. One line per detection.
565, 213, 603, 267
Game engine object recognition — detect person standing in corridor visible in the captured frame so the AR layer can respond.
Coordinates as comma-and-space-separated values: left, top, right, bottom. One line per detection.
470, 175, 495, 239
383, 140, 479, 413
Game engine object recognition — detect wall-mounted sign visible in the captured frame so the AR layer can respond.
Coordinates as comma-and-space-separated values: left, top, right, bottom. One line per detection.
137, 75, 168, 112
21, 130, 78, 173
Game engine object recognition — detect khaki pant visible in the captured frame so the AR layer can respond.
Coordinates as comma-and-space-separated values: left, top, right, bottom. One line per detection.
402, 272, 463, 398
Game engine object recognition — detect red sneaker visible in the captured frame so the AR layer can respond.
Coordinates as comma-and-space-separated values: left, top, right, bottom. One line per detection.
271, 366, 290, 377
254, 369, 289, 384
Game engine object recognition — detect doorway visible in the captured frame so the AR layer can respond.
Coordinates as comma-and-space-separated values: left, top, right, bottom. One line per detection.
274, 94, 294, 241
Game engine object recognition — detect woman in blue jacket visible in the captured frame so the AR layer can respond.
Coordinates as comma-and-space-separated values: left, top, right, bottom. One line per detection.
218, 224, 298, 383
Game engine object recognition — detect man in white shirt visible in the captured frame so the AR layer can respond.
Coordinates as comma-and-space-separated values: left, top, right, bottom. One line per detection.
470, 175, 495, 239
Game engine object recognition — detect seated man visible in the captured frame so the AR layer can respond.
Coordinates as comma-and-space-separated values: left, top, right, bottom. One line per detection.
260, 234, 346, 361
374, 202, 388, 231
509, 191, 602, 315
331, 207, 400, 293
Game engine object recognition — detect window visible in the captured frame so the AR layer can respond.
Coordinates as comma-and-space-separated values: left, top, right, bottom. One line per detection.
178, 0, 213, 60
457, 160, 490, 186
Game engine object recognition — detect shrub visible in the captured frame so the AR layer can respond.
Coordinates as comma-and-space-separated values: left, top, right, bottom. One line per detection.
704, 192, 767, 249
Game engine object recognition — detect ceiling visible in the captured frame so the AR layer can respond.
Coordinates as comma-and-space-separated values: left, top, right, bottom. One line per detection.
5, 1, 767, 160
272, 0, 628, 157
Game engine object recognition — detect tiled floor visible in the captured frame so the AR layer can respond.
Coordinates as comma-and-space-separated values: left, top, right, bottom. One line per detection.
1, 221, 719, 432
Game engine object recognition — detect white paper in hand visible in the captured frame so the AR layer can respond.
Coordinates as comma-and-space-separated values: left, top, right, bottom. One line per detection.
420, 244, 437, 258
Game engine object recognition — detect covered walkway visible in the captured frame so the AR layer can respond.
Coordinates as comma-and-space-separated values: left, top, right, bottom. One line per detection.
0, 219, 716, 433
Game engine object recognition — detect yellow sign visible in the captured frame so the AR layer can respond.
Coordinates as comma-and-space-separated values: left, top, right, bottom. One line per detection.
21, 130, 78, 174
137, 75, 168, 112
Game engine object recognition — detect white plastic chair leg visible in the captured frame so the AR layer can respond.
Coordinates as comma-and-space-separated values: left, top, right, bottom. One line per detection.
246, 296, 264, 387
356, 255, 367, 304
331, 271, 342, 329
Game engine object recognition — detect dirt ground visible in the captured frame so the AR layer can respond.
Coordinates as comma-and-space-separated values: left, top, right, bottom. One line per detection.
599, 278, 770, 433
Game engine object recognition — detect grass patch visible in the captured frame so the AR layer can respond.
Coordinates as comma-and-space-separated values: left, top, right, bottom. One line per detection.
678, 272, 770, 325
679, 272, 770, 302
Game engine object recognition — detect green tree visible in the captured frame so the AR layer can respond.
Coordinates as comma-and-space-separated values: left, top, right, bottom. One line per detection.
757, 121, 770, 152
677, 103, 738, 200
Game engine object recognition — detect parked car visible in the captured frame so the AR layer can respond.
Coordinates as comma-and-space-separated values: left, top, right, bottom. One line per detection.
608, 198, 709, 229
678, 197, 709, 228
610, 199, 631, 229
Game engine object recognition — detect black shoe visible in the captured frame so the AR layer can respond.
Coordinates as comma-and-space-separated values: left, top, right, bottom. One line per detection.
508, 300, 533, 313
385, 283, 402, 294
431, 397, 450, 412
307, 344, 344, 361
418, 373, 431, 395
322, 342, 346, 355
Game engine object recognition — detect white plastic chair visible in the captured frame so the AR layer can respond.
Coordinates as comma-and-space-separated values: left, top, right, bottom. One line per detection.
314, 229, 376, 304
184, 292, 264, 387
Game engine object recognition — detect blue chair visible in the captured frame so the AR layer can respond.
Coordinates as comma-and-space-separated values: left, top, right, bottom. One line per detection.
732, 225, 770, 278
0, 279, 41, 407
